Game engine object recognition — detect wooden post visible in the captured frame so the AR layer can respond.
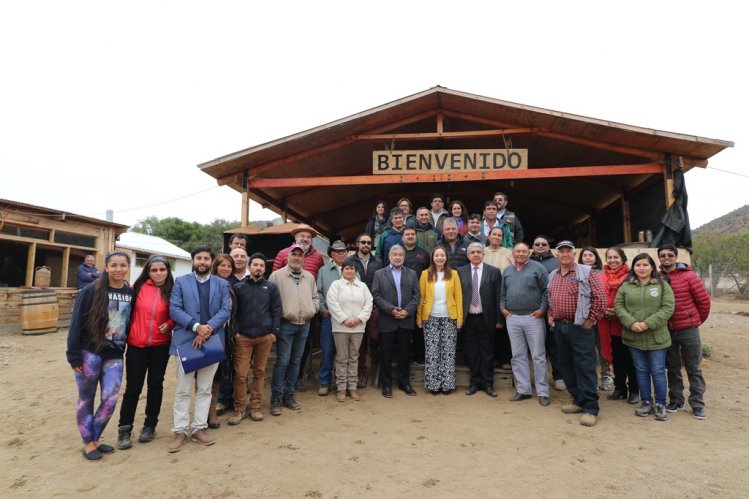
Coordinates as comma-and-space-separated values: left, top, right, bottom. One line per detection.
61, 247, 70, 288
620, 194, 632, 243
240, 170, 250, 227
436, 113, 444, 134
25, 242, 36, 287
664, 156, 676, 208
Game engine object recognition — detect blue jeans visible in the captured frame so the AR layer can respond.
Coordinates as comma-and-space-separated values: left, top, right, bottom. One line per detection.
318, 316, 336, 386
555, 322, 599, 415
271, 321, 311, 401
628, 347, 668, 405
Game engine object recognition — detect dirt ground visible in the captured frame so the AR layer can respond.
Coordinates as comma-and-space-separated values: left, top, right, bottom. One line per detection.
2, 298, 748, 498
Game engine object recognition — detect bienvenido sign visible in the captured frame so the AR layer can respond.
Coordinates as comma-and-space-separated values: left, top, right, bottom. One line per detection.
372, 149, 528, 174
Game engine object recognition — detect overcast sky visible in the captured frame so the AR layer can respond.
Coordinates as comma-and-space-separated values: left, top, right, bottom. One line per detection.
1, 1, 746, 232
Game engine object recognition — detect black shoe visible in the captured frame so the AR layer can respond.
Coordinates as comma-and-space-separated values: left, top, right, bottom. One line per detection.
138, 426, 155, 443
484, 386, 497, 397
627, 393, 641, 405
465, 384, 478, 395
81, 447, 102, 461
382, 386, 393, 398
692, 407, 707, 420
97, 443, 115, 453
399, 385, 417, 396
666, 402, 685, 413
430, 390, 440, 396
509, 392, 532, 402
117, 425, 132, 450
538, 396, 550, 406
607, 390, 626, 400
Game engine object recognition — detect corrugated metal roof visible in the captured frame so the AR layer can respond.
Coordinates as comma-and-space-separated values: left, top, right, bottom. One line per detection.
116, 231, 191, 260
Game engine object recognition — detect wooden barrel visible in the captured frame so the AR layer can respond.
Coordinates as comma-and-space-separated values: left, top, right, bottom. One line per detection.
20, 290, 59, 335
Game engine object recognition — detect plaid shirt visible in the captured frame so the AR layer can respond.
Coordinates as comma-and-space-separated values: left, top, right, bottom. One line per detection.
548, 264, 606, 322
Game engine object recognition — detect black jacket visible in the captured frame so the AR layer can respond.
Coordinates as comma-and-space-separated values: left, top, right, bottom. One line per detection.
233, 277, 282, 337
351, 253, 384, 290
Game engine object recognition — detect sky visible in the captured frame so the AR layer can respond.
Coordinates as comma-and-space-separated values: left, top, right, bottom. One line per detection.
1, 1, 746, 231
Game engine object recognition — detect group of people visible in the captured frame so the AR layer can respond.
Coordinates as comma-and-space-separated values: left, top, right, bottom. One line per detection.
65, 192, 711, 460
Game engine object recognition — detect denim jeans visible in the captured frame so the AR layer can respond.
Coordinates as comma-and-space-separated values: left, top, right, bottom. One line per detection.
628, 347, 668, 405
271, 320, 310, 401
318, 316, 336, 387
555, 321, 599, 415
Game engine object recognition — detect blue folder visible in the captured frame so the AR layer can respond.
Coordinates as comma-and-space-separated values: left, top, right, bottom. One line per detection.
176, 333, 226, 374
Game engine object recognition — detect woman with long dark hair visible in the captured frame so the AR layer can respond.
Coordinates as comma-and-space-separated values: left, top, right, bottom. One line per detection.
116, 255, 174, 449
66, 251, 133, 460
416, 246, 463, 394
207, 254, 238, 428
599, 247, 639, 403
365, 200, 388, 253
448, 200, 469, 236
615, 253, 675, 421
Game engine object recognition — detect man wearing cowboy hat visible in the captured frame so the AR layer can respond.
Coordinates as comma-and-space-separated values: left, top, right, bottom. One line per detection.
272, 224, 325, 279
316, 240, 353, 395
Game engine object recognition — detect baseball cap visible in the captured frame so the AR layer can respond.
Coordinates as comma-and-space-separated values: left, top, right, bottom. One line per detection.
555, 240, 575, 250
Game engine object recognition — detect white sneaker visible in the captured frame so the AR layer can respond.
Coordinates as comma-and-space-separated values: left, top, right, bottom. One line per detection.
600, 374, 614, 391
554, 379, 566, 391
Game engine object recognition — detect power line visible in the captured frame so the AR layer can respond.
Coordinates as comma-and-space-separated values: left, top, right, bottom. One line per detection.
85, 186, 223, 217
707, 166, 749, 179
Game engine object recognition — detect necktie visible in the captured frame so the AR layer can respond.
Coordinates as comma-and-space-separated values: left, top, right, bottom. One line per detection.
472, 267, 480, 307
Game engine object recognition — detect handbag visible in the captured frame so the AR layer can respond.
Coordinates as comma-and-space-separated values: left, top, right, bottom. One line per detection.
176, 333, 226, 374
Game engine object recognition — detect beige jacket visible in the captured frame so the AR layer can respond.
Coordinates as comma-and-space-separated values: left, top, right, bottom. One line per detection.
268, 266, 319, 325
326, 277, 373, 333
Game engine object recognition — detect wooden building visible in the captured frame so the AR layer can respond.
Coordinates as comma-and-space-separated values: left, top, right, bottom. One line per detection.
198, 87, 733, 246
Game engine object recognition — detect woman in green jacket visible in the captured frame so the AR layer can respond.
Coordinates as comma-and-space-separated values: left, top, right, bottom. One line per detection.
614, 253, 675, 421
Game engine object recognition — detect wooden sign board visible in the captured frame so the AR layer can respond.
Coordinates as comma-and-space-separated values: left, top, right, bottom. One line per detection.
373, 149, 528, 174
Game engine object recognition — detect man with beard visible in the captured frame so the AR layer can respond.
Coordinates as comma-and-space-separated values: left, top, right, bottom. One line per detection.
272, 224, 324, 279
658, 244, 711, 420
229, 253, 282, 424
268, 244, 319, 416
168, 245, 232, 452
493, 191, 524, 245
350, 233, 384, 389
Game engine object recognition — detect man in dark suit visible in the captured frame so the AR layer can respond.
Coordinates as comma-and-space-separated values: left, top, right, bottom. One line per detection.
168, 245, 232, 452
372, 244, 420, 398
458, 242, 502, 397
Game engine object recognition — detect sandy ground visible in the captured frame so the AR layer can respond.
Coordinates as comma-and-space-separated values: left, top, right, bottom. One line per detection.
2, 298, 749, 498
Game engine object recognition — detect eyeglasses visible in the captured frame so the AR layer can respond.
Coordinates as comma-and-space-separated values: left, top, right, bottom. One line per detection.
659, 253, 676, 258
534, 242, 548, 247
359, 241, 372, 245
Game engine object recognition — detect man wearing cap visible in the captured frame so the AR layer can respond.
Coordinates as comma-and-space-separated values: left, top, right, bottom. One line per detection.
372, 245, 420, 398
316, 240, 350, 396
658, 244, 711, 420
268, 243, 319, 416
272, 224, 324, 279
547, 240, 606, 427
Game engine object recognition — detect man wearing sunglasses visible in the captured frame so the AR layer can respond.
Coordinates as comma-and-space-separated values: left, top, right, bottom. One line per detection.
657, 244, 711, 420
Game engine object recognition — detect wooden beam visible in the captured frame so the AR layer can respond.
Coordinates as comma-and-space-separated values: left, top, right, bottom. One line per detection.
240, 170, 250, 227
26, 242, 36, 287
621, 194, 632, 243
436, 112, 444, 134
350, 128, 538, 142
61, 247, 70, 288
249, 164, 664, 188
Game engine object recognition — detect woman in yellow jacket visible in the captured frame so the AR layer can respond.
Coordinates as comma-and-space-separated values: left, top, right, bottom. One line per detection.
417, 246, 464, 394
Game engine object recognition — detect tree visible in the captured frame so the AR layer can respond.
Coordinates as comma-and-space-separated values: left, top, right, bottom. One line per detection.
131, 216, 240, 253
692, 231, 749, 297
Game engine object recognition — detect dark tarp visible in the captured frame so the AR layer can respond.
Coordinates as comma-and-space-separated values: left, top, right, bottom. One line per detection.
651, 167, 692, 252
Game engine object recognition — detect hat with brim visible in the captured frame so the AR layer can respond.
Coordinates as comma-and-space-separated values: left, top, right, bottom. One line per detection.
290, 224, 318, 238
289, 243, 306, 254
327, 240, 347, 257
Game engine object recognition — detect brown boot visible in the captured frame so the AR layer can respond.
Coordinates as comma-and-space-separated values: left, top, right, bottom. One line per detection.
348, 389, 361, 401
191, 430, 215, 446
337, 390, 347, 402
168, 432, 188, 453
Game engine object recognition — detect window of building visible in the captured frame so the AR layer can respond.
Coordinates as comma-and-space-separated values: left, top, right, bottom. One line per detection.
54, 231, 97, 248
1, 224, 50, 241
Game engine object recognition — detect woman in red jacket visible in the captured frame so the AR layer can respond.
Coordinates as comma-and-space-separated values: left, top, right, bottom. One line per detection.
117, 256, 174, 449
598, 247, 639, 404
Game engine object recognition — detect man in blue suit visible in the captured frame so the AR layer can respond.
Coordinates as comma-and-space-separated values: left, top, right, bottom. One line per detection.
168, 245, 232, 453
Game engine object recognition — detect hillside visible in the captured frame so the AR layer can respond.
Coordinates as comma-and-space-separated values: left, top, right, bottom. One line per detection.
695, 204, 749, 234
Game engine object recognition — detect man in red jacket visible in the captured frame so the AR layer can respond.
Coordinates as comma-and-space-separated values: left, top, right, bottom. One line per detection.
272, 224, 324, 279
658, 244, 711, 420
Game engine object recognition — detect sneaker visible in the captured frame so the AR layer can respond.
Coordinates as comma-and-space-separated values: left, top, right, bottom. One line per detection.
270, 398, 282, 416
228, 411, 245, 425
348, 389, 361, 401
117, 425, 133, 450
357, 374, 368, 389
692, 407, 707, 420
635, 401, 654, 417
666, 402, 685, 413
318, 385, 330, 396
337, 390, 347, 402
654, 403, 668, 421
138, 426, 155, 443
191, 429, 215, 446
600, 374, 614, 391
554, 379, 566, 391
168, 432, 188, 453
249, 409, 264, 421
561, 404, 583, 414
580, 413, 598, 427
283, 397, 301, 411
